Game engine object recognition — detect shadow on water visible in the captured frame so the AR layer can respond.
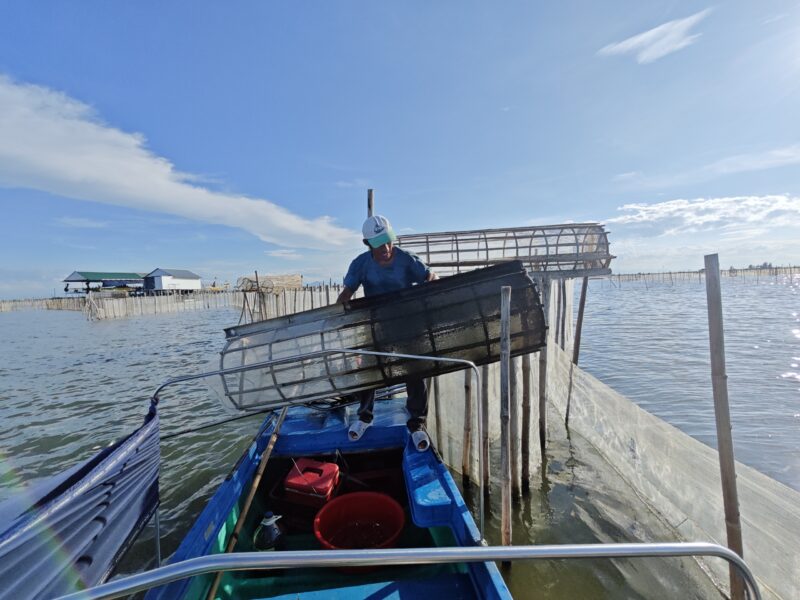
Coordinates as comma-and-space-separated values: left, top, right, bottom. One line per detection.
460, 407, 723, 599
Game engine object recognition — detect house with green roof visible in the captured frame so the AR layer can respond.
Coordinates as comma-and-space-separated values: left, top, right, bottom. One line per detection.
63, 271, 147, 292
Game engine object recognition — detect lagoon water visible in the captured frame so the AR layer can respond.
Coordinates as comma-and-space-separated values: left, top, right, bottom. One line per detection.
0, 275, 797, 597
579, 275, 800, 493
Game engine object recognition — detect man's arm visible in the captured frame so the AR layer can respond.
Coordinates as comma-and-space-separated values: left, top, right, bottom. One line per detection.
337, 286, 355, 304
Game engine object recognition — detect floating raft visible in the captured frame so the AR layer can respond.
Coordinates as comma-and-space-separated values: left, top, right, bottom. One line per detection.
219, 261, 545, 411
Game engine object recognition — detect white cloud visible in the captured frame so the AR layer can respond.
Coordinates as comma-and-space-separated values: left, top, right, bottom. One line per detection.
266, 249, 303, 260
0, 75, 359, 250
702, 145, 800, 176
612, 171, 642, 182
55, 216, 108, 228
608, 194, 800, 233
614, 145, 800, 189
761, 13, 788, 26
598, 9, 712, 64
335, 178, 370, 189
605, 194, 800, 271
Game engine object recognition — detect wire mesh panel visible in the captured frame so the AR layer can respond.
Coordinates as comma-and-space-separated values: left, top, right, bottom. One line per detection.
397, 223, 613, 277
218, 262, 545, 411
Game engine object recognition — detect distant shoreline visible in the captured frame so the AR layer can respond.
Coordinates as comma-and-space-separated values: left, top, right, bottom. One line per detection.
1, 265, 797, 305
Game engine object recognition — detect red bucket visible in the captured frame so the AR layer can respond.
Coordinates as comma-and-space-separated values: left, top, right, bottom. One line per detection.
313, 491, 405, 551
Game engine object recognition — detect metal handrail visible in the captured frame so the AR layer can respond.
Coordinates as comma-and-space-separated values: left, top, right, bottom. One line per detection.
56, 542, 760, 600
151, 348, 485, 537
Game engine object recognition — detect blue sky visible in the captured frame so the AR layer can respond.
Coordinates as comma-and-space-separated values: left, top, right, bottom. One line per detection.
1, 2, 799, 298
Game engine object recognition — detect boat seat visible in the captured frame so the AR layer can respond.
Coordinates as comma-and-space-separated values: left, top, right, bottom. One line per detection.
403, 445, 454, 528
263, 572, 479, 599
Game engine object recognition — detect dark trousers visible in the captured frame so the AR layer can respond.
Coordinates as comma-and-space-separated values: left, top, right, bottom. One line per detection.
356, 378, 428, 431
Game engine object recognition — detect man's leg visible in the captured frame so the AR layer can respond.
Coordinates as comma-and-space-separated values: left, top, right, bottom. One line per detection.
356, 389, 375, 423
405, 378, 428, 432
349, 389, 375, 441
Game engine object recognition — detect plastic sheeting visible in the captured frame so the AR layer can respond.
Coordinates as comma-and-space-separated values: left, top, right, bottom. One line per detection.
219, 261, 546, 411
0, 407, 160, 599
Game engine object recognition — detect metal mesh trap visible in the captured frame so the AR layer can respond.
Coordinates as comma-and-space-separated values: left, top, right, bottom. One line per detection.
217, 261, 545, 411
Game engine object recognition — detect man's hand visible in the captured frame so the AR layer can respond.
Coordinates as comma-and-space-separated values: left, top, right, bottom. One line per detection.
426, 271, 439, 282
337, 287, 354, 304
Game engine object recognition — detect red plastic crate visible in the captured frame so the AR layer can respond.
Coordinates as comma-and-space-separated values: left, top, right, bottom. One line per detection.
283, 458, 340, 508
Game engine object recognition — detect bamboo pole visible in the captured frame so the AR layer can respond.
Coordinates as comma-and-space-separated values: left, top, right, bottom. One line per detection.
554, 280, 563, 349
566, 276, 589, 426
206, 407, 289, 600
510, 355, 521, 497
538, 278, 549, 454
572, 276, 588, 365
500, 286, 512, 547
433, 377, 442, 458
462, 370, 473, 484
481, 364, 491, 490
703, 253, 745, 600
559, 279, 567, 350
521, 353, 531, 492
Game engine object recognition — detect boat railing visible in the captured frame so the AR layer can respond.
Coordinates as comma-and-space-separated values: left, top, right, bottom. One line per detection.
55, 542, 760, 600
152, 347, 488, 537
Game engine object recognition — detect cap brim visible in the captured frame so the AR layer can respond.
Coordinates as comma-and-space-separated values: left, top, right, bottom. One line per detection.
367, 230, 396, 248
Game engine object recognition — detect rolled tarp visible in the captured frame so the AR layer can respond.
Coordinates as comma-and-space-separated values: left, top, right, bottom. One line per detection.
218, 261, 546, 411
0, 408, 160, 599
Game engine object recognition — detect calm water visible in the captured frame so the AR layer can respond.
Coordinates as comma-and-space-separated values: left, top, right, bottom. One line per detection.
0, 277, 796, 596
579, 275, 800, 492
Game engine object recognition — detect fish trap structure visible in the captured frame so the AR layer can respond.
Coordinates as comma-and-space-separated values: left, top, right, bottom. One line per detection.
397, 223, 612, 278
218, 262, 546, 411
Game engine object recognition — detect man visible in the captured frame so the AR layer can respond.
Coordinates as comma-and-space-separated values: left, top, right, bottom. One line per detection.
337, 214, 438, 451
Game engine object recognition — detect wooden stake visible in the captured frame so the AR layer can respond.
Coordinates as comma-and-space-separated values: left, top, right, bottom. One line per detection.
500, 286, 512, 548
510, 355, 521, 496
559, 279, 567, 350
573, 276, 589, 365
704, 253, 745, 600
462, 370, 473, 484
481, 364, 491, 489
566, 276, 588, 426
433, 376, 442, 458
538, 278, 549, 454
521, 353, 531, 491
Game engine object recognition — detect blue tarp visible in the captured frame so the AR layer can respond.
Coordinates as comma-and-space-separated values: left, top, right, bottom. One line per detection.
0, 408, 160, 598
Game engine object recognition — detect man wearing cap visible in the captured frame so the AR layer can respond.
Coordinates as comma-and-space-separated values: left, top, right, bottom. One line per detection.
337, 215, 438, 451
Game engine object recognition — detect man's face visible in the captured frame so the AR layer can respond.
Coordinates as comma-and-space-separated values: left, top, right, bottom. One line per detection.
371, 241, 394, 264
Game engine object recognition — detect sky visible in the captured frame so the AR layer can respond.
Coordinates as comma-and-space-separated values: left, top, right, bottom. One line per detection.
1, 1, 799, 299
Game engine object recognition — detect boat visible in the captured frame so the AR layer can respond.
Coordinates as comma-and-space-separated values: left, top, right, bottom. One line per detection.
144, 395, 513, 599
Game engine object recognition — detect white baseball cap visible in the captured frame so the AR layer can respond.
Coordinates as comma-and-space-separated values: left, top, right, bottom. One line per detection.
362, 215, 397, 248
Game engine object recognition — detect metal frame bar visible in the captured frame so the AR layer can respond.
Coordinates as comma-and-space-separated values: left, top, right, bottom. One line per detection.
55, 542, 760, 600
152, 348, 485, 537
